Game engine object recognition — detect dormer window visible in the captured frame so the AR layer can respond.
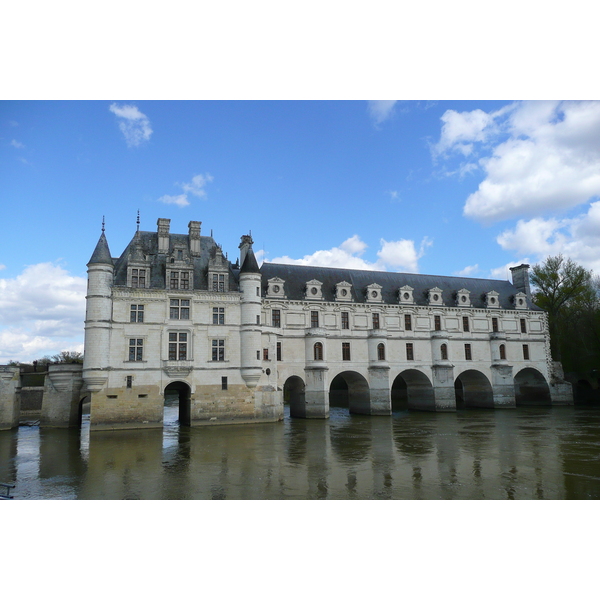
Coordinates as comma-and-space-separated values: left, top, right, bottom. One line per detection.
335, 281, 353, 302
456, 289, 471, 307
305, 280, 323, 300
399, 286, 414, 305
267, 277, 286, 298
128, 266, 149, 288
514, 292, 527, 310
168, 270, 192, 290
428, 287, 444, 306
212, 273, 226, 292
485, 291, 500, 308
366, 283, 383, 303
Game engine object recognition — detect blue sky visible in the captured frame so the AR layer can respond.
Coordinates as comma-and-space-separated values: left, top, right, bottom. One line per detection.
3, 99, 600, 363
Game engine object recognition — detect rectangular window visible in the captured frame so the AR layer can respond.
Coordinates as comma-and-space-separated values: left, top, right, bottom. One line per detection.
126, 375, 133, 389
465, 343, 472, 361
212, 273, 225, 292
341, 311, 349, 330
256, 315, 260, 325
170, 299, 190, 320
463, 316, 470, 332
434, 315, 441, 331
277, 342, 282, 361
212, 339, 225, 361
272, 309, 281, 328
128, 339, 143, 361
372, 313, 380, 330
170, 271, 179, 289
169, 332, 188, 361
404, 314, 412, 331
263, 348, 269, 361
180, 271, 190, 290
492, 317, 499, 333
311, 311, 319, 328
342, 342, 351, 361
213, 307, 225, 325
221, 377, 228, 391
131, 268, 146, 288
130, 304, 144, 323
523, 344, 530, 360
520, 318, 527, 333
406, 343, 414, 361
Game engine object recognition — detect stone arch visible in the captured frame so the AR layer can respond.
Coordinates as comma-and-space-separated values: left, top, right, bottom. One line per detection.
284, 376, 306, 418
391, 369, 435, 411
514, 367, 551, 406
77, 395, 91, 428
329, 371, 371, 415
455, 369, 494, 409
164, 381, 191, 426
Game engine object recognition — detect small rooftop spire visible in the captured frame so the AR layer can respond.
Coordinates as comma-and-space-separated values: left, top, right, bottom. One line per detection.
102, 215, 105, 233
136, 210, 140, 232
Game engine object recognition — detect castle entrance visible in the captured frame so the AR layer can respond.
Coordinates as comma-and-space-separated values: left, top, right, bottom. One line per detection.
164, 381, 191, 426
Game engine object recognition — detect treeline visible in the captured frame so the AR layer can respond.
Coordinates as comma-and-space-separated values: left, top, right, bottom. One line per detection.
9, 351, 83, 369
531, 255, 600, 382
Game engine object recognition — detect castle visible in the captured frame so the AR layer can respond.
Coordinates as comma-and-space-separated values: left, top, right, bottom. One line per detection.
72, 217, 573, 430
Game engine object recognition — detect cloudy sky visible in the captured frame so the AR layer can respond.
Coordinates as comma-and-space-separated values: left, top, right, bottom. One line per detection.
2, 2, 598, 364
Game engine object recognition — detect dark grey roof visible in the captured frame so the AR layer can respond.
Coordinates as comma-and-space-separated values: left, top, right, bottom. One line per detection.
88, 233, 113, 266
112, 231, 239, 291
240, 247, 260, 274
260, 263, 540, 310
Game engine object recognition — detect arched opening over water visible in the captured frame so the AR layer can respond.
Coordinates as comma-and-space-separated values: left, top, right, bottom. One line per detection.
391, 369, 434, 411
284, 376, 306, 418
329, 371, 371, 414
77, 396, 90, 428
514, 368, 551, 406
164, 381, 191, 426
455, 370, 494, 409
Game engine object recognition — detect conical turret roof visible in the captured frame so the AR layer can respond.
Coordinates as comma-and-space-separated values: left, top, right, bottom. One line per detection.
240, 246, 260, 274
88, 232, 113, 266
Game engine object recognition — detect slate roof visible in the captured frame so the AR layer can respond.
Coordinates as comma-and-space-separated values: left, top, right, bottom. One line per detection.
88, 232, 113, 266
240, 247, 260, 274
110, 231, 240, 291
260, 263, 540, 311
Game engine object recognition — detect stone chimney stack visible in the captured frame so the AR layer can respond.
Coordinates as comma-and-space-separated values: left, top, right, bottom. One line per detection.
157, 218, 170, 254
510, 264, 532, 300
239, 234, 254, 268
188, 221, 202, 256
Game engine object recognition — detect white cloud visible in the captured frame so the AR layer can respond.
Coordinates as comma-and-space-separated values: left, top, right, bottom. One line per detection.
433, 101, 600, 223
0, 263, 86, 362
368, 101, 397, 126
109, 102, 153, 147
267, 235, 430, 273
454, 264, 479, 277
179, 173, 213, 198
157, 194, 190, 208
10, 139, 24, 149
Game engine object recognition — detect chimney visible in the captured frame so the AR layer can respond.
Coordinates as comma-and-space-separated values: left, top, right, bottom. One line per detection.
509, 264, 531, 300
157, 218, 170, 254
239, 234, 253, 267
188, 221, 201, 256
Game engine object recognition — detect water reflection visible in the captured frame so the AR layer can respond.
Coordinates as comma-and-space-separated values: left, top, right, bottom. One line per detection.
2, 405, 600, 499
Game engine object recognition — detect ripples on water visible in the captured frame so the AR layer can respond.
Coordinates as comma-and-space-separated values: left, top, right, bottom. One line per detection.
2, 405, 600, 499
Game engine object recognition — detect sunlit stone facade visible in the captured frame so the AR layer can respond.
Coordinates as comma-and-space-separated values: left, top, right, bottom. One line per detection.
81, 218, 573, 431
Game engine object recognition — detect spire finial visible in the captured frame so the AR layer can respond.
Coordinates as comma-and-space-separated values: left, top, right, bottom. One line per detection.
102, 216, 105, 233
136, 210, 140, 232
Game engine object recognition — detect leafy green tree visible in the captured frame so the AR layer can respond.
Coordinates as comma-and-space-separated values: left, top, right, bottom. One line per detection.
530, 255, 594, 362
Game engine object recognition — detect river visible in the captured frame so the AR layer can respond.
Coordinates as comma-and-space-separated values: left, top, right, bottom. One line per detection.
2, 405, 600, 499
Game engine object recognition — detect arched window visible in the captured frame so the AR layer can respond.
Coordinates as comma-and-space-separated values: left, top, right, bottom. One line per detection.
313, 342, 323, 361
377, 343, 385, 361
441, 343, 448, 360
499, 344, 506, 360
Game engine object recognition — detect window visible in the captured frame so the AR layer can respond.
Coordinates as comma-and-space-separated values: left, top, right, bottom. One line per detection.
272, 309, 281, 328
404, 314, 412, 331
341, 312, 349, 329
131, 268, 146, 288
212, 339, 225, 361
406, 343, 414, 361
492, 317, 499, 333
170, 299, 190, 320
213, 307, 225, 325
126, 376, 132, 389
314, 342, 323, 361
221, 377, 228, 391
465, 343, 472, 361
520, 318, 527, 333
463, 316, 470, 332
523, 344, 529, 360
129, 339, 143, 361
440, 343, 448, 360
256, 287, 260, 296
500, 344, 506, 360
212, 273, 225, 292
256, 315, 260, 325
263, 348, 269, 361
170, 271, 190, 290
434, 315, 441, 331
169, 332, 188, 360
311, 311, 319, 328
342, 342, 351, 361
130, 304, 144, 323
377, 343, 385, 361
372, 313, 380, 329
277, 342, 282, 361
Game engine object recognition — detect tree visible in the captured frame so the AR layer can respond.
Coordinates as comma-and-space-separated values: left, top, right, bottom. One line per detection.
530, 255, 594, 361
